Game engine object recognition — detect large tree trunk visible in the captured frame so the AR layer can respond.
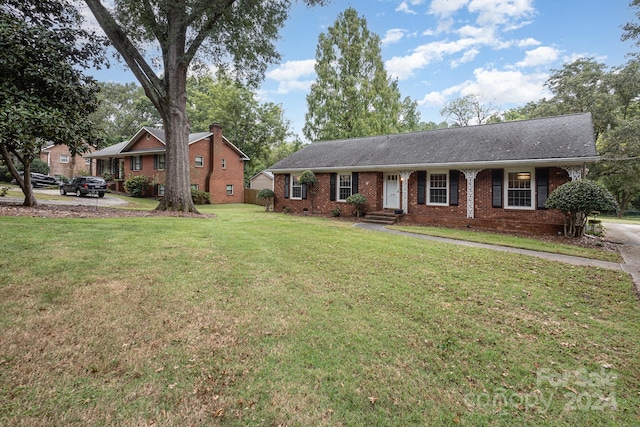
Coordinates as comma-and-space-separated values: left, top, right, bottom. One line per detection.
155, 51, 197, 213
0, 144, 37, 206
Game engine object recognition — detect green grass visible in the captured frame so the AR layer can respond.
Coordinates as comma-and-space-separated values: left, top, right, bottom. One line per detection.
390, 224, 622, 263
0, 204, 638, 426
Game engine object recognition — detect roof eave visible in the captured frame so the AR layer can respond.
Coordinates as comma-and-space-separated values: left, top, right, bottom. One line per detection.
268, 156, 601, 174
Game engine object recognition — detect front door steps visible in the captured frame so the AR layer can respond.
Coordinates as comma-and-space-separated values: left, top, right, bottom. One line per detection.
361, 209, 403, 225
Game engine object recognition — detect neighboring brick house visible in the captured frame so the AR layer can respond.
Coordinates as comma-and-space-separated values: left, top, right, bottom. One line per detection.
87, 123, 249, 203
268, 113, 600, 234
40, 144, 94, 179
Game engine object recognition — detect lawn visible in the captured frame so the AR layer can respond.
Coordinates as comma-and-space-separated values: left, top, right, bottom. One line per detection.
0, 204, 638, 426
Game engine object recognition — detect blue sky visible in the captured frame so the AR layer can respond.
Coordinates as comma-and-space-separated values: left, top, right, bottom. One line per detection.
88, 0, 635, 141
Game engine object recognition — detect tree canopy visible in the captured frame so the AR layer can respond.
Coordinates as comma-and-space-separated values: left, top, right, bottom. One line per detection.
303, 7, 420, 141
186, 74, 295, 180
0, 0, 105, 206
84, 0, 327, 212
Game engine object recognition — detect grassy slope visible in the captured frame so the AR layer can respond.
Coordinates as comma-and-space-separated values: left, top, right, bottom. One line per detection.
0, 204, 637, 426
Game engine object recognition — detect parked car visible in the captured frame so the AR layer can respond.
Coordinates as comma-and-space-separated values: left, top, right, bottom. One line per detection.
11, 172, 61, 188
60, 176, 107, 197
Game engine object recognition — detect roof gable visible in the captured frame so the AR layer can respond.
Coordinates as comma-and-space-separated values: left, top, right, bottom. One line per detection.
269, 113, 598, 172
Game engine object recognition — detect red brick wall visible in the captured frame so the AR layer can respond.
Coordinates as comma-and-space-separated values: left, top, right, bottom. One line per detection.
274, 172, 383, 216
274, 167, 570, 234
122, 128, 246, 203
40, 145, 94, 179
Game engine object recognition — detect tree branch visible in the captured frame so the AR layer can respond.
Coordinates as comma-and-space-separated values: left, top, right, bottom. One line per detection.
185, 0, 237, 62
83, 0, 166, 114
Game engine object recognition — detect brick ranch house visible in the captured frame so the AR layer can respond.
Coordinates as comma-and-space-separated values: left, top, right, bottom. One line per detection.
87, 123, 249, 203
268, 113, 599, 234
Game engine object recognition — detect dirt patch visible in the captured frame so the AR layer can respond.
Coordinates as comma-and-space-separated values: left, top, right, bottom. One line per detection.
0, 203, 214, 219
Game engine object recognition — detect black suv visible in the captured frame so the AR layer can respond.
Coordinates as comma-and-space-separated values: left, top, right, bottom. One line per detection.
60, 176, 107, 198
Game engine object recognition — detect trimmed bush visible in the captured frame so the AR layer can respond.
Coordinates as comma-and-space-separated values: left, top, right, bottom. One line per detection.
257, 188, 275, 211
124, 175, 152, 198
346, 193, 367, 217
545, 179, 618, 237
190, 189, 210, 205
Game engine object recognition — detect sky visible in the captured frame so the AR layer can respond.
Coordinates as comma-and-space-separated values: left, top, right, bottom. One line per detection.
87, 0, 636, 142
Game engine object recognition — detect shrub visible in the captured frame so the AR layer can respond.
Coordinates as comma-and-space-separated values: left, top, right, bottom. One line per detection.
331, 207, 341, 217
299, 170, 317, 212
190, 188, 210, 205
346, 193, 367, 217
30, 159, 50, 175
545, 179, 618, 237
124, 175, 152, 198
257, 188, 275, 211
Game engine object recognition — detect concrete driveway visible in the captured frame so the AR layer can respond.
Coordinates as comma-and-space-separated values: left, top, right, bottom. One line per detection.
1, 189, 129, 207
603, 222, 640, 292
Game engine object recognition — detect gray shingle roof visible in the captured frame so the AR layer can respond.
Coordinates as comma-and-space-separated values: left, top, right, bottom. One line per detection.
269, 113, 598, 172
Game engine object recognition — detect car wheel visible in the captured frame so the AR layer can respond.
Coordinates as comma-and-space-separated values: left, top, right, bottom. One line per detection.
60, 187, 66, 196
76, 189, 82, 197
98, 192, 105, 198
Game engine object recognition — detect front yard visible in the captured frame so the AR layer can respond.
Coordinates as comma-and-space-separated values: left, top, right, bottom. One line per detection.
0, 204, 638, 426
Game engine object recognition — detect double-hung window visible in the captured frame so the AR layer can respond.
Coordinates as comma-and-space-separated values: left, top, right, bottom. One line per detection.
291, 175, 302, 199
154, 154, 165, 170
60, 154, 69, 164
506, 170, 534, 209
131, 156, 142, 171
428, 172, 448, 205
194, 155, 204, 168
338, 173, 352, 201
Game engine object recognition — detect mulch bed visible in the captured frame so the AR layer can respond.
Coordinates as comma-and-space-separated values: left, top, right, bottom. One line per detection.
0, 203, 213, 219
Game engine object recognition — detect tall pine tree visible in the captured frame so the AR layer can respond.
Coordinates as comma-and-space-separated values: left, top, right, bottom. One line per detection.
303, 7, 419, 142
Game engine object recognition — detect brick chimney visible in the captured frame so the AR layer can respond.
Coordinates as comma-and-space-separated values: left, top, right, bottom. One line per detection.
206, 122, 223, 193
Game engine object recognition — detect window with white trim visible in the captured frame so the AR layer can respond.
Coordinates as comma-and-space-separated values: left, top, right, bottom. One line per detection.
506, 170, 534, 209
190, 184, 199, 190
157, 184, 165, 196
338, 173, 352, 201
291, 175, 302, 199
221, 159, 226, 169
131, 156, 142, 171
194, 155, 204, 168
60, 154, 69, 164
226, 184, 233, 195
154, 154, 165, 170
428, 172, 448, 205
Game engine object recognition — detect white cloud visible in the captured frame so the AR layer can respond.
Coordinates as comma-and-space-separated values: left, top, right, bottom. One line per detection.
382, 29, 406, 46
451, 48, 480, 68
464, 67, 549, 104
468, 0, 535, 26
517, 38, 541, 47
266, 59, 315, 81
397, 0, 426, 15
418, 67, 549, 110
515, 46, 560, 68
266, 59, 316, 94
386, 38, 481, 79
429, 0, 469, 17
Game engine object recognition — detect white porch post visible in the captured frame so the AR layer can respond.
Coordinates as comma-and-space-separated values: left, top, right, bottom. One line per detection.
561, 165, 585, 181
400, 171, 413, 213
462, 169, 482, 219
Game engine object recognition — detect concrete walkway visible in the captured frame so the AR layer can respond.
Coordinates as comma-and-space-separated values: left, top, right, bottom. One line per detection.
354, 222, 640, 295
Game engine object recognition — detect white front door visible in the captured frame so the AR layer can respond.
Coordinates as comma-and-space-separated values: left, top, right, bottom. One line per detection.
384, 174, 400, 209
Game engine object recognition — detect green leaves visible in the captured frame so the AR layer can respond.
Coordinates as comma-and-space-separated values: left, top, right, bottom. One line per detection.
303, 7, 420, 141
545, 179, 618, 236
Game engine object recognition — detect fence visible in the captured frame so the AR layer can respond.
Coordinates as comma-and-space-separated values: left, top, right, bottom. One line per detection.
244, 188, 262, 206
